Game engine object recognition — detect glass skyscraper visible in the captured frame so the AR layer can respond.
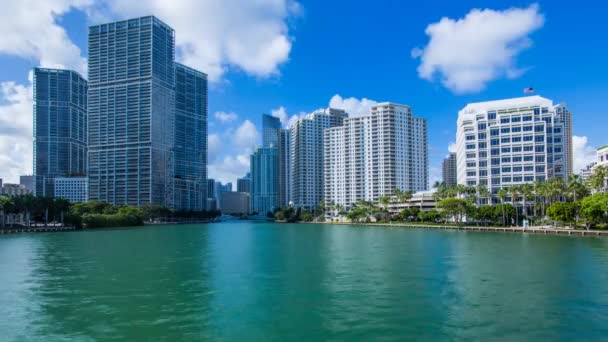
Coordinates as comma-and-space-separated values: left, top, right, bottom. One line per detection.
33, 68, 87, 197
251, 147, 278, 214
262, 114, 281, 147
87, 16, 176, 206
173, 63, 208, 211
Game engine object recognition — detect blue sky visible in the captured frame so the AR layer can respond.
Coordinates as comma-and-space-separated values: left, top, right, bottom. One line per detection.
0, 0, 606, 185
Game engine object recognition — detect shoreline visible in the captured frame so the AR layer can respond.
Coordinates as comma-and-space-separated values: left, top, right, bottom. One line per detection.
310, 221, 608, 237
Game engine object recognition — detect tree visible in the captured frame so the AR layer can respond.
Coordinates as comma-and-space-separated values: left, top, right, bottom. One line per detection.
474, 205, 497, 224
476, 184, 491, 206
589, 165, 608, 192
547, 202, 579, 227
580, 192, 608, 229
53, 198, 71, 225
508, 185, 521, 226
520, 183, 534, 220
497, 188, 508, 226
394, 189, 413, 204
437, 198, 472, 223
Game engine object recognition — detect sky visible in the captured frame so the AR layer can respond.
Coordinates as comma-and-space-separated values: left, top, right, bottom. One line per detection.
0, 0, 606, 186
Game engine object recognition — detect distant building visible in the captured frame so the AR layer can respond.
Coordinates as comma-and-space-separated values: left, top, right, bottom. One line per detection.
580, 162, 597, 182
291, 108, 347, 209
442, 153, 457, 187
386, 191, 437, 214
277, 128, 292, 207
214, 182, 232, 209
263, 114, 281, 147
33, 68, 87, 197
207, 179, 216, 199
251, 147, 278, 214
237, 173, 251, 193
456, 96, 573, 203
220, 192, 250, 215
54, 177, 88, 202
595, 145, 608, 169
20, 176, 34, 193
324, 103, 428, 208
2, 183, 30, 197
206, 198, 217, 212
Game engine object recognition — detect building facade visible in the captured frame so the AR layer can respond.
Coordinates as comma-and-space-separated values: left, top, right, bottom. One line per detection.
291, 108, 347, 209
87, 16, 176, 207
324, 103, 428, 208
456, 96, 573, 203
442, 152, 457, 187
236, 173, 251, 193
33, 68, 87, 197
1, 184, 30, 197
20, 176, 34, 193
262, 114, 281, 147
277, 128, 292, 207
250, 147, 278, 214
54, 177, 88, 202
220, 192, 250, 215
173, 63, 208, 211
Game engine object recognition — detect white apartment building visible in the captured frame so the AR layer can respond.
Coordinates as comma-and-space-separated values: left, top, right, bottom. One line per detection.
291, 108, 347, 209
54, 177, 88, 202
324, 102, 428, 208
456, 96, 572, 203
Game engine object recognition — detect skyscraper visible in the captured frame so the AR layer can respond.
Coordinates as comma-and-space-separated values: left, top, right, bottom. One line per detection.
250, 147, 278, 214
262, 114, 281, 147
456, 96, 572, 203
291, 108, 347, 209
324, 103, 428, 208
173, 63, 208, 210
33, 68, 87, 197
442, 152, 457, 187
87, 16, 176, 206
277, 129, 291, 207
237, 173, 251, 193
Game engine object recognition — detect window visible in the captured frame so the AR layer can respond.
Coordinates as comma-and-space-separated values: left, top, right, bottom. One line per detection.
554, 127, 562, 133
513, 176, 523, 182
512, 146, 522, 152
512, 127, 522, 133
488, 112, 496, 120
524, 136, 533, 142
535, 135, 545, 143
524, 145, 534, 152
466, 144, 475, 150
466, 135, 475, 141
478, 123, 487, 130
502, 167, 512, 172
501, 118, 510, 124
524, 166, 534, 172
536, 166, 545, 173
501, 147, 511, 153
523, 126, 533, 132
501, 137, 511, 143
523, 116, 532, 122
478, 132, 487, 139
525, 176, 534, 182
554, 137, 562, 143
537, 176, 546, 182
492, 178, 501, 184
491, 139, 500, 146
513, 156, 522, 162
480, 170, 488, 176
524, 155, 534, 162
513, 166, 523, 172
479, 151, 487, 158
501, 127, 510, 134
478, 142, 487, 149
467, 171, 477, 177
490, 129, 500, 136
492, 168, 501, 175
511, 116, 521, 123
467, 162, 476, 167
536, 156, 545, 163
491, 149, 500, 156
501, 157, 511, 163
502, 177, 511, 183
512, 137, 522, 142
535, 145, 545, 153
535, 125, 545, 132
467, 180, 477, 186
491, 158, 500, 165
467, 153, 476, 159
479, 160, 488, 167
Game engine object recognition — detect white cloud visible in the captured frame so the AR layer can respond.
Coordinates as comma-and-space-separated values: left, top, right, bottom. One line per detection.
573, 135, 597, 173
93, 0, 299, 81
329, 94, 377, 117
271, 106, 288, 126
0, 0, 89, 75
448, 142, 457, 153
208, 153, 250, 185
233, 120, 259, 150
429, 166, 442, 188
214, 111, 238, 123
208, 133, 222, 162
412, 4, 544, 94
0, 81, 34, 183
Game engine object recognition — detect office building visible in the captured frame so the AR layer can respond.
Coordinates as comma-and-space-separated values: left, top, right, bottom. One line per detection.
456, 96, 573, 203
2, 183, 30, 196
207, 179, 216, 199
250, 147, 278, 214
54, 177, 88, 202
220, 192, 250, 215
277, 128, 292, 207
33, 68, 87, 197
580, 162, 596, 182
263, 114, 281, 147
173, 63, 208, 210
324, 103, 428, 208
442, 153, 457, 187
237, 173, 251, 193
88, 16, 176, 207
20, 176, 34, 193
214, 182, 232, 208
291, 108, 347, 209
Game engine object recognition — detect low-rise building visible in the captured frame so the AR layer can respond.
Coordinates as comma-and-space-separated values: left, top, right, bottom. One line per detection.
386, 191, 437, 214
2, 183, 30, 196
54, 177, 88, 202
220, 192, 250, 215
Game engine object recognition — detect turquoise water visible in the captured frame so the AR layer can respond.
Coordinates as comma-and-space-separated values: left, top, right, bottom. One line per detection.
1, 222, 607, 341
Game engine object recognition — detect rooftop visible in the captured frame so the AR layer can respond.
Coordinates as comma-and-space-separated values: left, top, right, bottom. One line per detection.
461, 95, 553, 114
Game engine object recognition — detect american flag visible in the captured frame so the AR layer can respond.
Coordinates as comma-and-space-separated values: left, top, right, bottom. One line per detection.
524, 87, 534, 94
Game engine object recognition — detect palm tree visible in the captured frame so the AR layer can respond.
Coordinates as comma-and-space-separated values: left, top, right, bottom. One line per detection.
508, 185, 521, 227
0, 196, 13, 228
534, 180, 548, 217
476, 184, 490, 206
589, 165, 608, 192
497, 188, 507, 226
520, 183, 534, 223
54, 198, 71, 225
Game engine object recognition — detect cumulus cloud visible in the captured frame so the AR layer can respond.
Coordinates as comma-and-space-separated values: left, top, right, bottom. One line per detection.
271, 106, 289, 126
208, 153, 250, 185
448, 142, 457, 153
573, 135, 597, 173
214, 111, 238, 123
329, 94, 377, 117
412, 4, 544, 93
233, 119, 259, 151
0, 81, 34, 183
0, 0, 89, 75
92, 0, 299, 81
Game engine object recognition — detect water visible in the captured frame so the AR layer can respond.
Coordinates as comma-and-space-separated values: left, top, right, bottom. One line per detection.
1, 222, 607, 341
